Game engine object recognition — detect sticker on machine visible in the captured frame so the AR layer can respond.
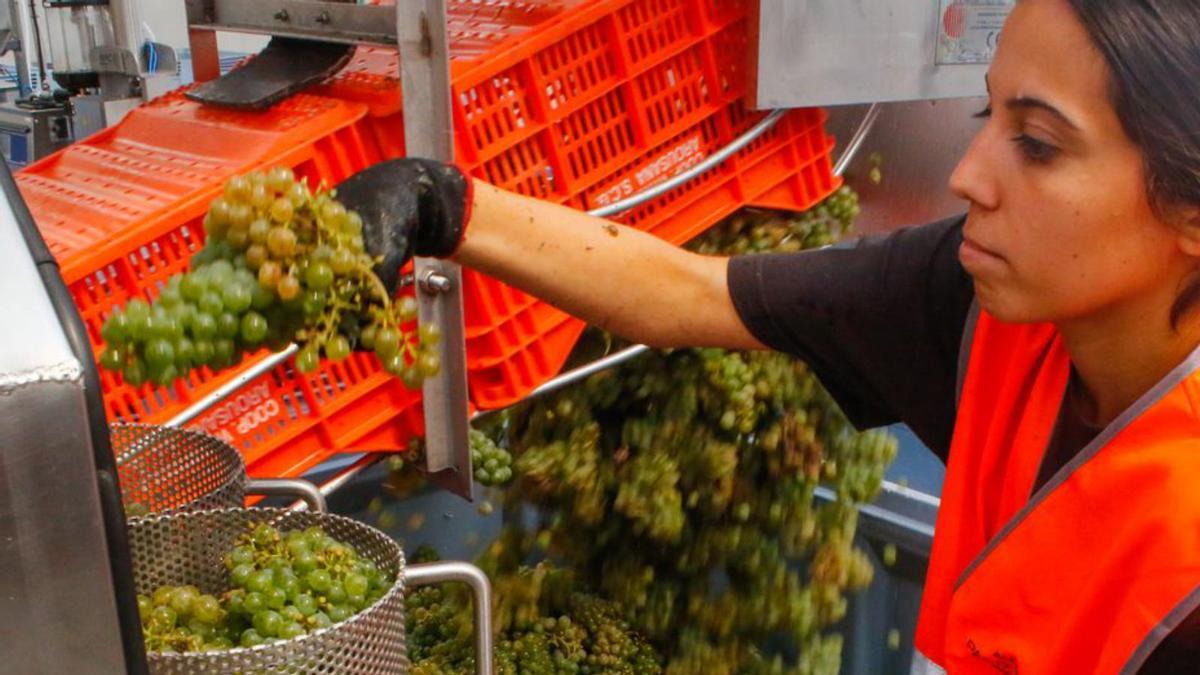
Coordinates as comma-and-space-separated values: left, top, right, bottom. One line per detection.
935, 0, 1015, 65
591, 133, 707, 208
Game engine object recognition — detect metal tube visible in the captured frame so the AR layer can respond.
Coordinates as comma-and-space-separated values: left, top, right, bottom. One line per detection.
166, 345, 297, 427
589, 109, 786, 218
832, 102, 881, 177
471, 345, 650, 421
405, 561, 494, 675
245, 477, 328, 513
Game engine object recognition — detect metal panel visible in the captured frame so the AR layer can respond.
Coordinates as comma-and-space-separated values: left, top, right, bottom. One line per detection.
753, 0, 1012, 108
825, 99, 983, 235
186, 0, 398, 45
0, 179, 130, 673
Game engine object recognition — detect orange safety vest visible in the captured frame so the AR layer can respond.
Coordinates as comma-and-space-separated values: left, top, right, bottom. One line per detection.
912, 307, 1200, 675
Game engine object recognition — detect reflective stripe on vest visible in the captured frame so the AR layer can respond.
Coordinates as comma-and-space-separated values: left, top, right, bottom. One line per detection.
912, 649, 949, 675
914, 310, 1200, 674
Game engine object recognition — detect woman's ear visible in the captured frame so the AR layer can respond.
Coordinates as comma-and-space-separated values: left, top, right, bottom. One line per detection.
1175, 207, 1200, 257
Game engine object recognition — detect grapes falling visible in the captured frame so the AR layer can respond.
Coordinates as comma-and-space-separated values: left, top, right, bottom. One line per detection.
98, 167, 441, 389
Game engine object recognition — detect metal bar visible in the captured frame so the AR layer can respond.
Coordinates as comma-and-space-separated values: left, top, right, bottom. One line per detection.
589, 109, 787, 218
187, 0, 399, 45
397, 0, 473, 497
245, 477, 328, 513
832, 102, 881, 177
471, 345, 650, 421
166, 345, 297, 427
405, 561, 494, 675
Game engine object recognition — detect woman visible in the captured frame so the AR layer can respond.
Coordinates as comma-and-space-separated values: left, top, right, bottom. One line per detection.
338, 0, 1200, 671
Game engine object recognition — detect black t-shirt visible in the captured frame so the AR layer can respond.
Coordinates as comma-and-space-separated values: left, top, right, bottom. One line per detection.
726, 214, 1200, 671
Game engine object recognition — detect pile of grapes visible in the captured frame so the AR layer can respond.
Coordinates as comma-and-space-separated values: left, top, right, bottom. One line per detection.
405, 547, 659, 675
98, 167, 440, 388
397, 186, 897, 675
138, 522, 394, 653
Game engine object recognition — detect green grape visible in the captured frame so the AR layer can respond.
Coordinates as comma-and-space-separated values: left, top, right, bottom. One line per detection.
100, 346, 124, 371
305, 261, 334, 291
296, 345, 320, 374
174, 337, 196, 369
325, 335, 351, 361
266, 227, 297, 257
242, 591, 266, 614
198, 291, 223, 317
144, 339, 175, 369
102, 310, 129, 344
216, 313, 240, 339
240, 312, 269, 344
240, 628, 265, 648
264, 586, 287, 610
123, 358, 147, 385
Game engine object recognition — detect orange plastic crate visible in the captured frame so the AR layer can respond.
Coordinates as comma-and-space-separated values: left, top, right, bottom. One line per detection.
18, 0, 839, 477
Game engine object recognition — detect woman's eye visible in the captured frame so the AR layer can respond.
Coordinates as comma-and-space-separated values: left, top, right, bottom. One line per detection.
1013, 134, 1059, 163
973, 106, 993, 119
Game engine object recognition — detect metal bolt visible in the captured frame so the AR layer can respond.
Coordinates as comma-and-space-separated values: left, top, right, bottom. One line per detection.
419, 271, 452, 294
274, 9, 289, 21
315, 11, 331, 24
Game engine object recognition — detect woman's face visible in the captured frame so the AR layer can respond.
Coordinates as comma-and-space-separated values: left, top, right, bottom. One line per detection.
949, 0, 1193, 325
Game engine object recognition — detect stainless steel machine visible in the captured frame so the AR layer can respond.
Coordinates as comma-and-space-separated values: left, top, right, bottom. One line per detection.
0, 151, 146, 672
0, 0, 179, 166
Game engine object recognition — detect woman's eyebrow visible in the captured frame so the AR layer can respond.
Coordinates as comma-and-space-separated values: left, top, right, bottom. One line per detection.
1006, 96, 1081, 131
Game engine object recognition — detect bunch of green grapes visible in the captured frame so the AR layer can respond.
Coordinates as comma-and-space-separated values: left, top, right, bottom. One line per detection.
471, 428, 514, 487
405, 549, 660, 675
137, 522, 394, 653
221, 523, 393, 647
98, 167, 441, 389
139, 585, 231, 653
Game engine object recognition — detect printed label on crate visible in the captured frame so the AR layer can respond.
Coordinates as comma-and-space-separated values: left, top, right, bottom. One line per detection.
592, 133, 707, 207
935, 0, 1013, 65
191, 380, 284, 445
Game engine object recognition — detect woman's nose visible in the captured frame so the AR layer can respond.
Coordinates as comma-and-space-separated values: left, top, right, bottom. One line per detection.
949, 127, 1001, 211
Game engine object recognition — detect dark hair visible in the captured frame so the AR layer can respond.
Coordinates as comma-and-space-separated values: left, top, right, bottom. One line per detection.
1066, 0, 1200, 326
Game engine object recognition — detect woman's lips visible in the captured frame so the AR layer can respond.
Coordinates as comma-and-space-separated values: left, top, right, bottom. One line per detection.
958, 235, 1006, 270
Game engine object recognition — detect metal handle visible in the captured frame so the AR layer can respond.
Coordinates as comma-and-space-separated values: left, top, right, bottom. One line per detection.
244, 477, 328, 513
405, 561, 494, 675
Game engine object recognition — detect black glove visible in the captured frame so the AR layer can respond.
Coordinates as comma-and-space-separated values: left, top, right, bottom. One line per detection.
335, 158, 472, 293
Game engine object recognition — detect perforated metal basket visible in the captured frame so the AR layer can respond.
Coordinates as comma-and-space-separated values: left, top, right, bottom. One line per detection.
129, 507, 408, 674
112, 423, 326, 515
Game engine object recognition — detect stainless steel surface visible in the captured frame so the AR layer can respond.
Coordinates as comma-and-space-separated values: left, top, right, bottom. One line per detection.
43, 2, 115, 75
115, 423, 328, 515
753, 0, 1010, 108
398, 0, 472, 497
589, 109, 786, 218
245, 477, 328, 513
128, 507, 409, 674
406, 561, 494, 675
166, 344, 298, 427
0, 101, 73, 166
832, 103, 881, 178
186, 0, 397, 45
825, 99, 982, 235
114, 423, 246, 516
0, 172, 129, 672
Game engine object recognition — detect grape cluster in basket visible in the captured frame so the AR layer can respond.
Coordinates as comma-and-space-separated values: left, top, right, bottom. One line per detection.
138, 523, 393, 653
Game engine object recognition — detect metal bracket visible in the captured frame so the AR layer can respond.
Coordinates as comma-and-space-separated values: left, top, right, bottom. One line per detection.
394, 0, 473, 499
186, 0, 399, 45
